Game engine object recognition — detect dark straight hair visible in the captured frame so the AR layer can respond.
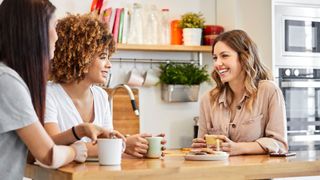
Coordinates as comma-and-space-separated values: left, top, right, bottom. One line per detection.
0, 0, 56, 124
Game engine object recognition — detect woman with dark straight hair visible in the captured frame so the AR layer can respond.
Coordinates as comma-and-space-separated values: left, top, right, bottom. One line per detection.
0, 0, 123, 179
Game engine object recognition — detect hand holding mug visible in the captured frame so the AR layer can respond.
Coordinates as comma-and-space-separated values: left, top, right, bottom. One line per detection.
191, 137, 206, 148
78, 123, 125, 144
125, 133, 152, 158
213, 135, 242, 155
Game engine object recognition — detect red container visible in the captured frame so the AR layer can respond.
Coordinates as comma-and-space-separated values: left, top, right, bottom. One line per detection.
170, 20, 183, 45
204, 35, 218, 46
203, 25, 224, 35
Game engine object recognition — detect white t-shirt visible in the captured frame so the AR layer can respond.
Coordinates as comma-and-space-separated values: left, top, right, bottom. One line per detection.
44, 82, 113, 141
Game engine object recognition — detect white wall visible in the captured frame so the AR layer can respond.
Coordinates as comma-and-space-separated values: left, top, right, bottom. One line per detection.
217, 0, 273, 69
49, 0, 216, 148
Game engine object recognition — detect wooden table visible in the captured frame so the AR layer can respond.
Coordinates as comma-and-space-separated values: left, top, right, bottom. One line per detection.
25, 150, 320, 180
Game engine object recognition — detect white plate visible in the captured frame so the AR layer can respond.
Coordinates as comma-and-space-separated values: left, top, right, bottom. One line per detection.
184, 153, 229, 161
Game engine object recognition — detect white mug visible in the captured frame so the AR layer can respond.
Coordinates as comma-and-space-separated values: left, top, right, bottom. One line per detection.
127, 68, 144, 87
97, 138, 126, 166
143, 69, 160, 87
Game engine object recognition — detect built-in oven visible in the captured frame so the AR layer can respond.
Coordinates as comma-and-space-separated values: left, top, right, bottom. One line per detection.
278, 68, 320, 151
274, 4, 320, 67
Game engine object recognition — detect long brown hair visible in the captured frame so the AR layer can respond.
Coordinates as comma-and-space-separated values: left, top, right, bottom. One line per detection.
0, 0, 56, 124
210, 30, 272, 111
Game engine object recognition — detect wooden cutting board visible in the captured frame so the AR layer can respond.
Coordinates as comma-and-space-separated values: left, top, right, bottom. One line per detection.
104, 88, 139, 135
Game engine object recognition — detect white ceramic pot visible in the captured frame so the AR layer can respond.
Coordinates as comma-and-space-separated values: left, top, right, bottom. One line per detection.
183, 28, 202, 46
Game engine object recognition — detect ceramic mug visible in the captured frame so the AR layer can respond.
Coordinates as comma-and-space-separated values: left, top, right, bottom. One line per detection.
97, 138, 126, 166
146, 137, 163, 158
127, 68, 144, 86
143, 69, 160, 87
205, 134, 221, 151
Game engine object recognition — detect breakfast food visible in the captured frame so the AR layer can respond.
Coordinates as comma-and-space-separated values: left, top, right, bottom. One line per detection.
189, 148, 224, 155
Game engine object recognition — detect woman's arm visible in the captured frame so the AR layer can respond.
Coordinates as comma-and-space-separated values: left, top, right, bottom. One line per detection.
16, 121, 76, 167
44, 122, 125, 157
215, 135, 265, 155
256, 87, 288, 153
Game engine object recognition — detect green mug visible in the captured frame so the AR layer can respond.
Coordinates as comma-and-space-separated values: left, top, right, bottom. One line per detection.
146, 137, 163, 158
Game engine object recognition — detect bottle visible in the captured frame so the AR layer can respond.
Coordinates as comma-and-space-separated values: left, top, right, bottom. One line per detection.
193, 116, 199, 139
170, 20, 183, 45
144, 5, 159, 44
127, 3, 143, 44
159, 9, 170, 45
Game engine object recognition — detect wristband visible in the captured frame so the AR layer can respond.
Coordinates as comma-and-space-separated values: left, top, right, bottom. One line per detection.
72, 126, 81, 140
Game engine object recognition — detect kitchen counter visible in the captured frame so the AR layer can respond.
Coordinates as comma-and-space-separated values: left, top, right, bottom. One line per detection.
25, 150, 320, 180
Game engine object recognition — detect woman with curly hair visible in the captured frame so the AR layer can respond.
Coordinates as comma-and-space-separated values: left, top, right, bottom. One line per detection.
45, 14, 165, 158
192, 30, 288, 155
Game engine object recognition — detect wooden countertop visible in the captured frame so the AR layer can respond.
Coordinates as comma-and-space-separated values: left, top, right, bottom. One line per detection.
25, 150, 320, 180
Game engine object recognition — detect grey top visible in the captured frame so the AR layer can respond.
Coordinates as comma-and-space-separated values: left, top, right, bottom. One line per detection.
0, 62, 38, 180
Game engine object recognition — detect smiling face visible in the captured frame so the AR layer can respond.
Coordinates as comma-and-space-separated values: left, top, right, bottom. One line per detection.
85, 50, 112, 84
213, 41, 244, 84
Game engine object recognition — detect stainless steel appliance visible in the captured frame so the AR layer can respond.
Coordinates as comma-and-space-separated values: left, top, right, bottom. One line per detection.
274, 4, 320, 67
278, 68, 320, 151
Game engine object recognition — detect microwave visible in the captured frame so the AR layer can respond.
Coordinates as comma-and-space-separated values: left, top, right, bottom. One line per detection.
284, 17, 320, 56
274, 4, 320, 67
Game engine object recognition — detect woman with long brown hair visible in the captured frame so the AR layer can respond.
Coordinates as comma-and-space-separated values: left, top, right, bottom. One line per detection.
0, 0, 123, 178
192, 30, 288, 155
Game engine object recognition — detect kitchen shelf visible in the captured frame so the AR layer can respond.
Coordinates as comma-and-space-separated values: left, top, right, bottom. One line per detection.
116, 44, 212, 52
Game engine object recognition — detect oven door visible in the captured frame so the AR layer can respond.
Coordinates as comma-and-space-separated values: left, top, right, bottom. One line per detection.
280, 80, 320, 150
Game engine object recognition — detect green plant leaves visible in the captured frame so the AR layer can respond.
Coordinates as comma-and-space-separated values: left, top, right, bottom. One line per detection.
159, 63, 210, 85
179, 12, 205, 28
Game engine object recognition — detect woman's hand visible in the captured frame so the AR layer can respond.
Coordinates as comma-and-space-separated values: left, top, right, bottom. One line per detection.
191, 137, 206, 148
125, 133, 167, 158
157, 133, 167, 157
70, 141, 88, 162
211, 135, 241, 155
78, 123, 125, 144
125, 133, 152, 158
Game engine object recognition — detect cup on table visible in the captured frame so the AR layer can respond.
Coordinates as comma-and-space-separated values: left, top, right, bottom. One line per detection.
205, 134, 221, 151
143, 69, 160, 87
146, 137, 163, 158
127, 68, 144, 87
97, 138, 126, 166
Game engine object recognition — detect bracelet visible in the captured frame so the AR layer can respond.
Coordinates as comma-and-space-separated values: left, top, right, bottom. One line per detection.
71, 126, 81, 140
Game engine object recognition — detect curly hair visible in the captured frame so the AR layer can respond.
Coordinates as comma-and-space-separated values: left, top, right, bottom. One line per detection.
210, 30, 272, 111
50, 13, 115, 83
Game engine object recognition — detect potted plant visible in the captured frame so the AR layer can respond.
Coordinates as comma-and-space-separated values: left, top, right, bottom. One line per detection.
159, 63, 210, 102
180, 12, 205, 46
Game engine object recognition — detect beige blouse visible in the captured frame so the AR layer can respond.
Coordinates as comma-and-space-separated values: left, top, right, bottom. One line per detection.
198, 80, 288, 153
